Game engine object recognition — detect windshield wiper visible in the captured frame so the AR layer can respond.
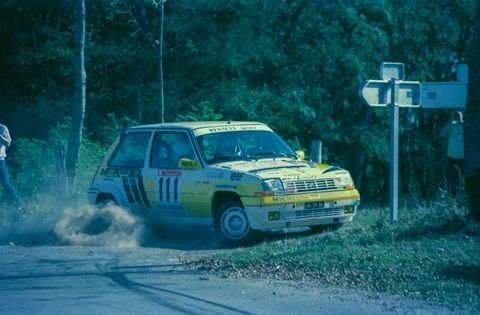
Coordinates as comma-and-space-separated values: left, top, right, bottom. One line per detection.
249, 152, 294, 159
209, 155, 244, 164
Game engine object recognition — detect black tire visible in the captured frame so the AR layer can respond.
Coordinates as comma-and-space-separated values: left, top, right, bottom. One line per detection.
95, 196, 118, 208
87, 197, 118, 235
217, 201, 254, 245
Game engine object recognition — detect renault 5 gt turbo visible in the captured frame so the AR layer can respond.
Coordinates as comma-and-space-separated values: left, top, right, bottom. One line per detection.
88, 121, 360, 244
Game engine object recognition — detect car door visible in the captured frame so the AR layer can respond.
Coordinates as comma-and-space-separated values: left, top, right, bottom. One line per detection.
144, 130, 207, 222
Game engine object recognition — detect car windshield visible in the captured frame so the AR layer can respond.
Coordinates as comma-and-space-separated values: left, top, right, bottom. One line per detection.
196, 130, 296, 164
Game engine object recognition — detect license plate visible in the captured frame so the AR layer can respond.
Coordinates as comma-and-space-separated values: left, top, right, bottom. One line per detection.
305, 201, 324, 209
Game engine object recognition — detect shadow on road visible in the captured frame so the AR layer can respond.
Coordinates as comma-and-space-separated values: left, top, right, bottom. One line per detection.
107, 271, 254, 314
141, 225, 227, 250
141, 224, 315, 251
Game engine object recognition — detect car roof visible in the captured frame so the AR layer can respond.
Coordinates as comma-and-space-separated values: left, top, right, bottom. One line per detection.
127, 121, 267, 131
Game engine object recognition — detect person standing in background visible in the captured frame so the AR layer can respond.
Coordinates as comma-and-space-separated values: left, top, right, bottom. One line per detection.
0, 123, 23, 209
440, 111, 465, 196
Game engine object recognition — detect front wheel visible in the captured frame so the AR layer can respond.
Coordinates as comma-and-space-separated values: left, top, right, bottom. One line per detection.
218, 201, 254, 245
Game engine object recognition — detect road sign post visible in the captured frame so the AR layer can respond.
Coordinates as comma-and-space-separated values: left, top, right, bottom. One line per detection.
360, 62, 468, 222
361, 62, 420, 222
389, 78, 399, 222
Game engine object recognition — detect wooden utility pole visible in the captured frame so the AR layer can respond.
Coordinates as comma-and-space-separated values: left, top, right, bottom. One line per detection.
66, 0, 86, 190
159, 0, 165, 123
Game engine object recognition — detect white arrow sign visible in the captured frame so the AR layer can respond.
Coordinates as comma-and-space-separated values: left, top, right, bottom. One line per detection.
361, 80, 421, 107
360, 80, 389, 106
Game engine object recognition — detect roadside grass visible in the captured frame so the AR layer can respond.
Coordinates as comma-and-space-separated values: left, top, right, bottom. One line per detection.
191, 203, 480, 310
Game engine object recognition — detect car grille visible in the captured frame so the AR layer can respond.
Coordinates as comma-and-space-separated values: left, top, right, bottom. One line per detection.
280, 207, 343, 220
284, 179, 337, 193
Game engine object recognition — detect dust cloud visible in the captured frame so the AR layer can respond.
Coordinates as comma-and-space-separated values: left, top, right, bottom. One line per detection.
0, 203, 144, 247
0, 199, 226, 249
53, 204, 143, 247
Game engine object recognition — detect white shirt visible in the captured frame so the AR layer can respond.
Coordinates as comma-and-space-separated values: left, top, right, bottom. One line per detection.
0, 124, 12, 160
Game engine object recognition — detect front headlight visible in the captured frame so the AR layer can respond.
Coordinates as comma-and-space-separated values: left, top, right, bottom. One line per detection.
255, 178, 285, 197
261, 178, 284, 192
334, 176, 354, 189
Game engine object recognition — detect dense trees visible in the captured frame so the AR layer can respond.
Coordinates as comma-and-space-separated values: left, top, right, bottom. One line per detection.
0, 0, 476, 206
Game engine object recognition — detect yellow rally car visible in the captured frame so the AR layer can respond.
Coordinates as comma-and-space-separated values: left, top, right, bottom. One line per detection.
88, 121, 360, 244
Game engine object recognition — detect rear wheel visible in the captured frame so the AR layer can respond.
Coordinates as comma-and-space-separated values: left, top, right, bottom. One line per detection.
218, 201, 254, 245
95, 195, 118, 207
87, 196, 118, 235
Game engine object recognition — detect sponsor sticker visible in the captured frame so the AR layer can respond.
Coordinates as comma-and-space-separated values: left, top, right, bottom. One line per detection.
160, 169, 182, 177
230, 173, 244, 181
102, 167, 119, 177
119, 168, 132, 177
178, 158, 199, 169
216, 184, 238, 189
239, 126, 256, 130
268, 190, 360, 204
207, 126, 238, 132
271, 195, 297, 203
102, 167, 141, 177
206, 172, 224, 179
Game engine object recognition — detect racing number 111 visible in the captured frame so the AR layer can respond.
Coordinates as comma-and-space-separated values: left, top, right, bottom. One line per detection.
159, 177, 179, 203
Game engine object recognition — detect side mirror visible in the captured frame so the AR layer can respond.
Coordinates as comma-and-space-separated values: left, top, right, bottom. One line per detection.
295, 150, 305, 161
178, 158, 200, 170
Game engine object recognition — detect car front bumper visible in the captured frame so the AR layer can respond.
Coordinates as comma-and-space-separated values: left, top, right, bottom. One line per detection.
242, 189, 360, 231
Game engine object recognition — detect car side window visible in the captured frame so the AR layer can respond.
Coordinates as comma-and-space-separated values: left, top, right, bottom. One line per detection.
150, 131, 196, 169
108, 131, 151, 168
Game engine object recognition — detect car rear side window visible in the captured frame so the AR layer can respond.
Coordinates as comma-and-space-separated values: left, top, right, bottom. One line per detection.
108, 131, 151, 168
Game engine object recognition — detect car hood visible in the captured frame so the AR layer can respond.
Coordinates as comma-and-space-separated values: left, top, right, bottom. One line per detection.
215, 158, 349, 181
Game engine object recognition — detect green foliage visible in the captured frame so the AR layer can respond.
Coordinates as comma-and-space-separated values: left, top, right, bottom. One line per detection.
0, 0, 476, 205
13, 138, 54, 196
12, 120, 106, 199
175, 101, 223, 122
100, 113, 138, 145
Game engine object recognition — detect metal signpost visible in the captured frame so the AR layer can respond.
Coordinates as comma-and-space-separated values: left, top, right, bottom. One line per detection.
360, 62, 420, 221
360, 62, 468, 222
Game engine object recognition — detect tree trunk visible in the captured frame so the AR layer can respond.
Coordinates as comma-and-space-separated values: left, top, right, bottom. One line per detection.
66, 0, 86, 190
128, 0, 148, 123
465, 3, 480, 222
